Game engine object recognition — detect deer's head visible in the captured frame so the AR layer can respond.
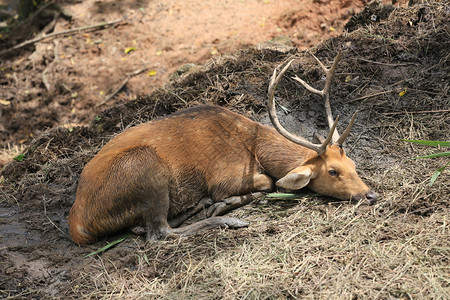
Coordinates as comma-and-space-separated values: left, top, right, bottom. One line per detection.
268, 52, 377, 205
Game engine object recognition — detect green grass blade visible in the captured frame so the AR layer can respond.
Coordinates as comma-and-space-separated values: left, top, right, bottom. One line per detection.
13, 154, 25, 162
84, 233, 130, 258
266, 193, 301, 199
414, 151, 450, 159
429, 163, 449, 187
403, 139, 450, 147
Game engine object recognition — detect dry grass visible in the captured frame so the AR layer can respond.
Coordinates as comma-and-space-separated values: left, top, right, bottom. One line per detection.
1, 1, 448, 299
74, 191, 448, 299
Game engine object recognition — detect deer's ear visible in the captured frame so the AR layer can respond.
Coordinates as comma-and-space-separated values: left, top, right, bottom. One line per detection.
276, 166, 312, 190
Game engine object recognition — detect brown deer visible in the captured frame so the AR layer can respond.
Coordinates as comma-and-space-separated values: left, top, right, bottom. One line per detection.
69, 52, 377, 244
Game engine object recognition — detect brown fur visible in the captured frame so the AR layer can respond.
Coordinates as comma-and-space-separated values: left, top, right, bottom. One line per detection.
69, 105, 374, 244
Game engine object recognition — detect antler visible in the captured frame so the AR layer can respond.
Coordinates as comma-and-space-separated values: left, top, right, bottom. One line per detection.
268, 51, 357, 153
268, 60, 340, 154
292, 51, 357, 146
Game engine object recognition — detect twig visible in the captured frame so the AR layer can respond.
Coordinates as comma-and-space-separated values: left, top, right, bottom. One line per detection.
97, 66, 149, 107
355, 57, 413, 67
382, 109, 450, 115
0, 18, 125, 56
348, 90, 394, 103
346, 69, 379, 99
168, 90, 187, 105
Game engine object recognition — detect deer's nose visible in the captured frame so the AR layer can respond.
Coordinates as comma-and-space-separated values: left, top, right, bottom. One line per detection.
366, 190, 377, 205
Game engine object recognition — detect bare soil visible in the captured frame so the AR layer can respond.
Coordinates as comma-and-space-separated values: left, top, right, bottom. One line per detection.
0, 0, 381, 157
1, 1, 449, 299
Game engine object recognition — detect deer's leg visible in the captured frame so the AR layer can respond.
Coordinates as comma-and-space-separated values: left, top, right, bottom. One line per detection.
206, 192, 264, 217
137, 177, 174, 241
168, 197, 214, 228
167, 174, 271, 236
164, 193, 262, 237
166, 216, 249, 237
141, 192, 248, 240
142, 174, 272, 240
207, 173, 272, 217
142, 195, 248, 239
249, 173, 275, 193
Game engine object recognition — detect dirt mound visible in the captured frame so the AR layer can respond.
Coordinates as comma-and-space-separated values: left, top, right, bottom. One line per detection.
1, 2, 449, 298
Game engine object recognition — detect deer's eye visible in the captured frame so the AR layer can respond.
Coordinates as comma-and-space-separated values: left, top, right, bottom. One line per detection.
329, 170, 339, 177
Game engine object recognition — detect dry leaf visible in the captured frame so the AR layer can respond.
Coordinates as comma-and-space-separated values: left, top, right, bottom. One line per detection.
0, 99, 11, 106
124, 47, 136, 54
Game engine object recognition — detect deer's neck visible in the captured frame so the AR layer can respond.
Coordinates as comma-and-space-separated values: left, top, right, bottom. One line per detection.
252, 123, 315, 179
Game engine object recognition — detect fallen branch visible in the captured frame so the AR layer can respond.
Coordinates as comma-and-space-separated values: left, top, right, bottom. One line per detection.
382, 109, 450, 115
97, 66, 150, 107
0, 18, 125, 56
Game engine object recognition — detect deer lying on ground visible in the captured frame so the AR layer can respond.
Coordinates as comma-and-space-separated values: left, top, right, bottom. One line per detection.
69, 52, 377, 244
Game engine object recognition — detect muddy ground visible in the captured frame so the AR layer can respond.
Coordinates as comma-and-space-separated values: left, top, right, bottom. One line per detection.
0, 1, 449, 299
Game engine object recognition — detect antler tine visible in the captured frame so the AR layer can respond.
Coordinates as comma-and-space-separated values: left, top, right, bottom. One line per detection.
321, 51, 342, 96
292, 51, 343, 144
317, 115, 340, 154
291, 75, 323, 96
268, 60, 320, 152
311, 53, 329, 73
323, 51, 342, 144
269, 60, 294, 93
268, 60, 336, 154
335, 110, 358, 146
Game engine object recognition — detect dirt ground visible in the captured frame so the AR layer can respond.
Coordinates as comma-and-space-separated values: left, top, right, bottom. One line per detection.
0, 0, 449, 299
0, 0, 385, 162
